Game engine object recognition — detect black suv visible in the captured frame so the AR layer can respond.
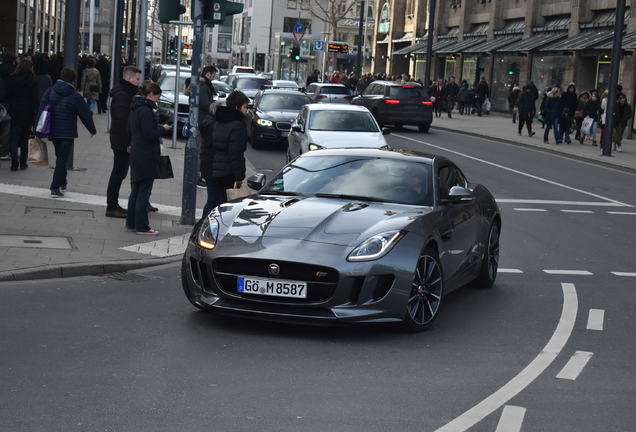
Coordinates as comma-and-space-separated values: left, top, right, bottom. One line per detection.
351, 81, 433, 132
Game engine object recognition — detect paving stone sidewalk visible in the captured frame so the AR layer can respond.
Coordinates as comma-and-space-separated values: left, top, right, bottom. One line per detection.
431, 111, 636, 172
0, 113, 254, 280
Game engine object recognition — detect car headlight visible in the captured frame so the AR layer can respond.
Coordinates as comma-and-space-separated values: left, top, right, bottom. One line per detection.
347, 230, 405, 262
308, 143, 323, 151
257, 119, 273, 127
197, 214, 219, 250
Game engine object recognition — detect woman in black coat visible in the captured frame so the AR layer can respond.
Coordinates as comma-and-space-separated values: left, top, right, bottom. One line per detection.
200, 90, 249, 216
126, 81, 172, 235
7, 58, 38, 170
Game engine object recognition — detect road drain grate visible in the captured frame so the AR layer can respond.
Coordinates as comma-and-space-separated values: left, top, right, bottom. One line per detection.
107, 272, 156, 282
25, 206, 94, 218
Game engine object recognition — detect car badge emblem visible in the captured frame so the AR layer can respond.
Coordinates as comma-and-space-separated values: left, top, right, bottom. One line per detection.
268, 263, 280, 276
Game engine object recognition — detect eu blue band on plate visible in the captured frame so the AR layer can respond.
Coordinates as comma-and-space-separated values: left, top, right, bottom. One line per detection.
237, 277, 245, 292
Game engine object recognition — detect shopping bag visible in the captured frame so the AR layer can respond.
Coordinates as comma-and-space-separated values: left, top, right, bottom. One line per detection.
482, 98, 491, 113
27, 137, 49, 166
35, 104, 53, 138
581, 116, 594, 136
157, 155, 174, 179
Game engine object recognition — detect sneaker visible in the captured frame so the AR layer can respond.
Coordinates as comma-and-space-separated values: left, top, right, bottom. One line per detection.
617, 145, 623, 152
50, 188, 64, 198
197, 178, 207, 189
61, 184, 67, 191
0, 154, 10, 161
106, 206, 128, 218
136, 229, 159, 235
530, 131, 535, 137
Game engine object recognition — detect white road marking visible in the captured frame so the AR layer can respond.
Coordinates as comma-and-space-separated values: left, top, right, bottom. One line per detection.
120, 234, 190, 257
607, 211, 636, 215
435, 283, 578, 432
392, 134, 633, 207
586, 309, 605, 331
513, 208, 547, 212
497, 199, 623, 207
543, 270, 593, 276
611, 272, 636, 277
561, 209, 594, 214
556, 351, 593, 380
497, 268, 524, 274
495, 405, 526, 432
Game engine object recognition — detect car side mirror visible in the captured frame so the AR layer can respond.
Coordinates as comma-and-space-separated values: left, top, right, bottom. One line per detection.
291, 124, 303, 133
382, 127, 391, 135
446, 186, 475, 203
247, 102, 254, 109
218, 92, 227, 98
247, 173, 266, 190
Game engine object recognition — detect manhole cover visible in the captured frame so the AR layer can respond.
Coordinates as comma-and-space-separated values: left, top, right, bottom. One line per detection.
0, 235, 73, 249
25, 207, 94, 218
107, 272, 157, 282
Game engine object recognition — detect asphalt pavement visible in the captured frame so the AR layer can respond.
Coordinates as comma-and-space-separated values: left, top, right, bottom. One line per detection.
2, 124, 635, 431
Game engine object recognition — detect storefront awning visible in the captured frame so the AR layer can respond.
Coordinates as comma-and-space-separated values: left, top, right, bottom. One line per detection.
437, 27, 460, 40
392, 33, 414, 43
593, 31, 636, 50
376, 36, 390, 44
540, 30, 614, 52
393, 44, 417, 55
411, 39, 457, 55
461, 36, 522, 54
435, 37, 485, 54
532, 15, 571, 32
497, 32, 567, 52
494, 19, 526, 36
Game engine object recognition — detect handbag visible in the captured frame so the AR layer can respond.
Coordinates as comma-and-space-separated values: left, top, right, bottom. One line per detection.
27, 137, 49, 166
574, 109, 584, 120
157, 155, 174, 179
581, 116, 594, 136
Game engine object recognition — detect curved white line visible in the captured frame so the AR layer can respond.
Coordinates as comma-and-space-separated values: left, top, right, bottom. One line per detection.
435, 283, 578, 432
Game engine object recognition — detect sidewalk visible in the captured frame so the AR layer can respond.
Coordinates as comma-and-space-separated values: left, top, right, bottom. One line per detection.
431, 111, 636, 172
0, 113, 254, 281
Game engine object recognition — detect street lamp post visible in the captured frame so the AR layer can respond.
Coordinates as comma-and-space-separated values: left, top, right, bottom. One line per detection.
423, 0, 436, 87
355, 0, 365, 77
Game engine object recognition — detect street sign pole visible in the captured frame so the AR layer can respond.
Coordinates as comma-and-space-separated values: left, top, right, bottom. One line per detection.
355, 0, 365, 77
136, 0, 148, 80
424, 0, 436, 87
171, 22, 183, 150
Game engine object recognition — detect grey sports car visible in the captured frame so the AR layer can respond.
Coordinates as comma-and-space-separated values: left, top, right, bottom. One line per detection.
181, 148, 501, 331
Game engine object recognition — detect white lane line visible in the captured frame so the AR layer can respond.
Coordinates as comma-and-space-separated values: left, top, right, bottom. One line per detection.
543, 270, 593, 276
586, 309, 605, 331
607, 211, 636, 215
392, 134, 633, 207
435, 283, 578, 432
561, 209, 594, 214
497, 199, 624, 207
495, 405, 526, 432
120, 234, 190, 257
513, 208, 547, 212
498, 268, 524, 274
611, 272, 636, 277
556, 351, 593, 380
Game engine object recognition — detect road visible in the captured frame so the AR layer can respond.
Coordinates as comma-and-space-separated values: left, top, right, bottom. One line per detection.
2, 127, 635, 432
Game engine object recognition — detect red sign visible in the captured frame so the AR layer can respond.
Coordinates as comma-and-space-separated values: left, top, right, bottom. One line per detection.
292, 31, 305, 43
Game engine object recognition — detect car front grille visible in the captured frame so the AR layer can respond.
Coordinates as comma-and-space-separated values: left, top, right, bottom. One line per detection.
276, 122, 292, 131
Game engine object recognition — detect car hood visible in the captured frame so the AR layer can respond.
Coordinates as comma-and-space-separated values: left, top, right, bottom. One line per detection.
160, 91, 188, 105
241, 89, 261, 98
258, 110, 299, 122
306, 130, 387, 148
214, 195, 431, 246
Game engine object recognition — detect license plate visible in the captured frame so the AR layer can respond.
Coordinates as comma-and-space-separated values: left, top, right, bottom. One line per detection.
279, 131, 289, 137
237, 276, 307, 298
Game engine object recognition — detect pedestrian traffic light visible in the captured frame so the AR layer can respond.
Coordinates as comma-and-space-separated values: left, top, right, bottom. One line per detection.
290, 46, 300, 62
159, 0, 186, 24
201, 0, 244, 25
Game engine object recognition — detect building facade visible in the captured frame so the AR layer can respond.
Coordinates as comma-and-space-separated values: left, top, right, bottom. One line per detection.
0, 0, 66, 54
372, 0, 636, 114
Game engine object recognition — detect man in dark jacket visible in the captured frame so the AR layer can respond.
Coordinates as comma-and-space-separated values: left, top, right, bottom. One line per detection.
39, 67, 96, 197
198, 65, 217, 121
612, 93, 632, 152
7, 58, 38, 170
517, 85, 536, 137
476, 77, 490, 116
445, 76, 459, 118
561, 84, 577, 144
106, 65, 141, 218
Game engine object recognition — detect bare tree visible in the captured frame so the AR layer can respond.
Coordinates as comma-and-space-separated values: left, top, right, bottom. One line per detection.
310, 0, 358, 39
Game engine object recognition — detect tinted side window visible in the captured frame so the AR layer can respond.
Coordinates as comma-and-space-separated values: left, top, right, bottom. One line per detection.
438, 165, 467, 199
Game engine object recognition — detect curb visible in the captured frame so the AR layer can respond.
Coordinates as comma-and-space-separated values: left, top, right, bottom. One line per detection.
431, 125, 636, 175
0, 256, 182, 282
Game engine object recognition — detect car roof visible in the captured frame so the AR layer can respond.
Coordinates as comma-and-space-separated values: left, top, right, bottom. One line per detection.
272, 80, 298, 85
311, 83, 347, 88
371, 80, 422, 87
305, 104, 370, 112
301, 147, 439, 164
259, 89, 307, 95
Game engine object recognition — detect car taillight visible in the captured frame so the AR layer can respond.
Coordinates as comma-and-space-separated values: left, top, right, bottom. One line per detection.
422, 101, 433, 106
384, 99, 400, 104
316, 95, 327, 100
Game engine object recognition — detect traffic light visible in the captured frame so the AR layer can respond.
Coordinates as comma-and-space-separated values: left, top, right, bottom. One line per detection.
169, 36, 177, 55
201, 0, 244, 25
159, 0, 186, 24
289, 46, 300, 62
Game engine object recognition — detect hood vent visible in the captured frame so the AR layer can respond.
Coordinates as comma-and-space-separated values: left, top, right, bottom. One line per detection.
343, 202, 369, 212
280, 198, 301, 208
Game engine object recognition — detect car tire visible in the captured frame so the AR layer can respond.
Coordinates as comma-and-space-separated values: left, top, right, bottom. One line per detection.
180, 255, 207, 311
418, 123, 431, 133
474, 220, 500, 288
401, 246, 444, 332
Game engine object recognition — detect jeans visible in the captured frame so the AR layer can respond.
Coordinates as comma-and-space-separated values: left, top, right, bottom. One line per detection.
512, 110, 518, 123
9, 123, 29, 167
518, 115, 533, 135
543, 117, 561, 142
126, 178, 154, 232
106, 149, 130, 208
561, 116, 573, 143
50, 138, 73, 189
86, 98, 97, 113
203, 177, 228, 216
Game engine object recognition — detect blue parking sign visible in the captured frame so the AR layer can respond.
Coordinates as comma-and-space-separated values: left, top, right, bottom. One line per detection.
314, 40, 324, 51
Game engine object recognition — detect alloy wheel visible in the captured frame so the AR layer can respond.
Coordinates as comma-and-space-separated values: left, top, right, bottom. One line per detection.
487, 224, 500, 281
407, 254, 443, 327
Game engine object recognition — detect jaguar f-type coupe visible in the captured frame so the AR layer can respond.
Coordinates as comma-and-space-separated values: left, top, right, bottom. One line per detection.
181, 148, 501, 331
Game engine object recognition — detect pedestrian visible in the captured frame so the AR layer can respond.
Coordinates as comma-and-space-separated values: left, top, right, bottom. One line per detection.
33, 54, 52, 102
508, 84, 521, 123
0, 53, 15, 162
580, 92, 600, 145
432, 79, 446, 118
457, 81, 470, 115
198, 65, 218, 123
306, 69, 319, 87
612, 93, 632, 152
106, 65, 142, 218
126, 81, 172, 235
517, 85, 536, 137
476, 77, 490, 116
39, 67, 96, 196
538, 88, 549, 128
7, 58, 38, 171
199, 90, 249, 216
445, 76, 459, 118
561, 84, 577, 144
543, 88, 563, 144
96, 55, 110, 114
600, 90, 609, 147
80, 58, 101, 113
574, 91, 590, 141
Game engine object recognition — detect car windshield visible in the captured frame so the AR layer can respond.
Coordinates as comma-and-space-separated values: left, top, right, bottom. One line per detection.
319, 86, 349, 95
236, 77, 270, 90
160, 76, 187, 93
259, 94, 310, 111
261, 155, 433, 206
389, 86, 426, 98
308, 110, 379, 132
213, 81, 233, 94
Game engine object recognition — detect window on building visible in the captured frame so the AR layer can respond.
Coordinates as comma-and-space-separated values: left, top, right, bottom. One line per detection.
301, 0, 310, 10
450, 0, 461, 8
406, 0, 415, 16
217, 34, 232, 53
283, 17, 312, 34
287, 0, 297, 9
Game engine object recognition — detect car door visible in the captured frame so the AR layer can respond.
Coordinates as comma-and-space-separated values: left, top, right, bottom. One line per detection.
436, 162, 480, 282
288, 107, 307, 161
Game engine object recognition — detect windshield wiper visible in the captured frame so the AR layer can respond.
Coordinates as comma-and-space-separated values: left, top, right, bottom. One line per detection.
314, 193, 391, 203
261, 190, 304, 196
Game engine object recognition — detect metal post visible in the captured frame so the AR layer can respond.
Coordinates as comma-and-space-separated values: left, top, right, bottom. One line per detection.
137, 0, 148, 80
356, 0, 365, 77
181, 1, 203, 225
362, 3, 369, 74
89, 0, 95, 53
602, 0, 626, 157
322, 31, 329, 82
128, 0, 137, 64
113, 0, 125, 85
107, 1, 119, 132
423, 0, 436, 87
63, 0, 81, 70
172, 23, 183, 149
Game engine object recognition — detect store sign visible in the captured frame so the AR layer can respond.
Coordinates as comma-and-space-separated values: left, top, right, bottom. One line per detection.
327, 43, 349, 53
378, 1, 391, 34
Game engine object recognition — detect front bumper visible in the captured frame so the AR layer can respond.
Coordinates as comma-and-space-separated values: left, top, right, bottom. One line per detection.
254, 123, 291, 144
